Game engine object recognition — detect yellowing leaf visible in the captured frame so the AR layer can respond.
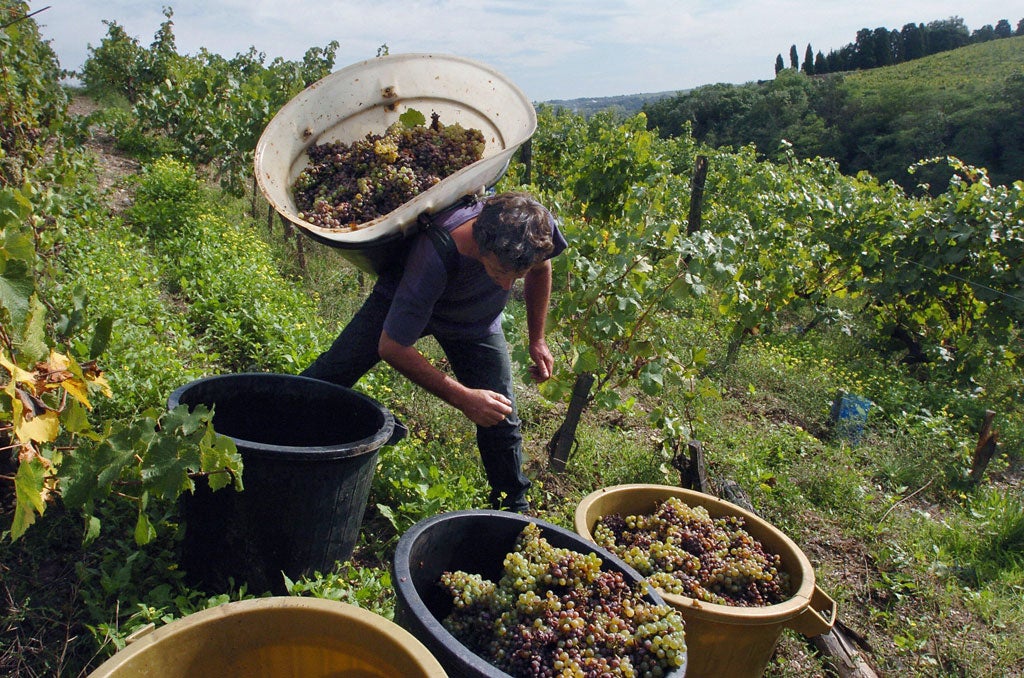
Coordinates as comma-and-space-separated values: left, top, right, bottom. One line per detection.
16, 409, 60, 443
0, 351, 36, 387
61, 377, 92, 409
47, 350, 71, 371
90, 372, 113, 398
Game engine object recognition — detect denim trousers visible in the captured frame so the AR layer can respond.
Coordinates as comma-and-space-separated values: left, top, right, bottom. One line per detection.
301, 288, 531, 511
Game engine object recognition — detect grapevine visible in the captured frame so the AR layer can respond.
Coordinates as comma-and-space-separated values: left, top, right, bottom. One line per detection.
593, 497, 791, 607
439, 522, 686, 677
293, 112, 485, 230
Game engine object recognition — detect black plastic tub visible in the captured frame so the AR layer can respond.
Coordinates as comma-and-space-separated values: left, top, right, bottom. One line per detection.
392, 509, 687, 678
168, 372, 405, 594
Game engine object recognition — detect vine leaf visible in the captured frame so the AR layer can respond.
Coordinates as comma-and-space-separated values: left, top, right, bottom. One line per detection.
12, 456, 46, 540
0, 253, 33, 330
3, 379, 59, 444
399, 108, 426, 128
134, 514, 156, 544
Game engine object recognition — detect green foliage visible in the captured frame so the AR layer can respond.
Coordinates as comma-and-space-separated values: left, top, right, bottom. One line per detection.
125, 156, 329, 372
370, 435, 488, 553
60, 404, 242, 540
74, 503, 256, 653
0, 0, 68, 186
644, 70, 847, 161
79, 7, 180, 104
81, 11, 339, 194
53, 198, 211, 415
126, 155, 207, 237
285, 564, 395, 618
858, 158, 1024, 386
529, 107, 714, 456
2, 184, 241, 546
0, 14, 247, 546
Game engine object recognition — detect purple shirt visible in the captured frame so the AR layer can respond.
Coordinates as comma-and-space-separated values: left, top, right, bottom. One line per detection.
376, 201, 567, 346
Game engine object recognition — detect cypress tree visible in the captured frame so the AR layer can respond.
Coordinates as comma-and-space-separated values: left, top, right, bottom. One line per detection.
814, 51, 827, 74
802, 44, 814, 74
775, 54, 785, 74
789, 44, 799, 69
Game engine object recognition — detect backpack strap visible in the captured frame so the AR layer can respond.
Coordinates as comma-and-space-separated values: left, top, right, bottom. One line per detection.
415, 194, 478, 278
418, 215, 460, 278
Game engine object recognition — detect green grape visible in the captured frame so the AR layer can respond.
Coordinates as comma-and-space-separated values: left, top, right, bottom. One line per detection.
439, 522, 686, 677
594, 497, 792, 607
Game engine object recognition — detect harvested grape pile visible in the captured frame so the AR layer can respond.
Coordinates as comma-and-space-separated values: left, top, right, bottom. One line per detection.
440, 522, 686, 677
293, 113, 485, 230
593, 497, 791, 607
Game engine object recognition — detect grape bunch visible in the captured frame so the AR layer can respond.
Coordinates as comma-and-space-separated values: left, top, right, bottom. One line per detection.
292, 112, 485, 230
592, 497, 791, 607
439, 522, 686, 678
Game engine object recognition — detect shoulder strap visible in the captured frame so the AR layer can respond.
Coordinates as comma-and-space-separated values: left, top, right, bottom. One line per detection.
418, 215, 459, 277
415, 194, 478, 278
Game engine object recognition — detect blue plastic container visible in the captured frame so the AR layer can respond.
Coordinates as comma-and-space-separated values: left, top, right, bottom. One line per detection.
830, 390, 872, 445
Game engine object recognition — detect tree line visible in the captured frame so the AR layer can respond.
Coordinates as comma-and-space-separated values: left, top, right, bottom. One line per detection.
776, 15, 1023, 76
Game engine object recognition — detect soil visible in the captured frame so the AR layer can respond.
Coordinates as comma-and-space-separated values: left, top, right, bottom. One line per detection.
68, 95, 139, 212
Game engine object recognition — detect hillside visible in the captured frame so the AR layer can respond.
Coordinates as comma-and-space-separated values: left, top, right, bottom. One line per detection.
843, 33, 1024, 99
643, 36, 1024, 190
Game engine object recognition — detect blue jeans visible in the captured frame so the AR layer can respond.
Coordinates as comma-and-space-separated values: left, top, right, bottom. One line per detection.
302, 288, 531, 511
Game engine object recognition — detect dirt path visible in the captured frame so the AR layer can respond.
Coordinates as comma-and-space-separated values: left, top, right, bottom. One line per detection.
68, 95, 139, 212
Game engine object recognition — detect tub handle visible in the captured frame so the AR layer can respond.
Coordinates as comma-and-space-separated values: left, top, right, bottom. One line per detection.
125, 623, 156, 645
387, 418, 408, 446
789, 585, 837, 637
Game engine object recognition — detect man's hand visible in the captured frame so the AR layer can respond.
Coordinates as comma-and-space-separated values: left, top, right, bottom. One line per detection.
528, 338, 554, 383
379, 330, 512, 427
459, 388, 513, 427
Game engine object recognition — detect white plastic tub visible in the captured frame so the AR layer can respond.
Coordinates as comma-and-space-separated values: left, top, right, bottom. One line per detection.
254, 53, 536, 253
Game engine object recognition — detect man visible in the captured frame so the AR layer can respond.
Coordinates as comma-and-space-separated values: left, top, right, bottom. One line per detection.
302, 191, 567, 512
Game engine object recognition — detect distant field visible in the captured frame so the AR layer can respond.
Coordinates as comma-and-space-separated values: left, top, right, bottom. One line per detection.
542, 90, 683, 115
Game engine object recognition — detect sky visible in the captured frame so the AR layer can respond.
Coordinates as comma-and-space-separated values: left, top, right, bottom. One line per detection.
30, 1, 1024, 102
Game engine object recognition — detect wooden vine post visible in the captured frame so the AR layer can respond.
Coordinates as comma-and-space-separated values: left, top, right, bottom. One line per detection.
547, 372, 594, 472
968, 410, 1000, 485
251, 175, 259, 217
687, 155, 709, 236
520, 138, 533, 185
674, 440, 710, 493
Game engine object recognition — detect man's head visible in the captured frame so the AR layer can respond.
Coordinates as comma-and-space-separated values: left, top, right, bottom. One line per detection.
473, 192, 555, 279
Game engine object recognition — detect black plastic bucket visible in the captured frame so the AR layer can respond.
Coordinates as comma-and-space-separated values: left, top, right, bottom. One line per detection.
392, 509, 687, 678
168, 373, 405, 594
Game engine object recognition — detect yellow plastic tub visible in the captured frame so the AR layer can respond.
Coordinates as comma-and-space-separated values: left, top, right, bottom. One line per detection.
575, 484, 836, 678
87, 597, 447, 677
